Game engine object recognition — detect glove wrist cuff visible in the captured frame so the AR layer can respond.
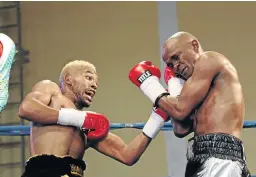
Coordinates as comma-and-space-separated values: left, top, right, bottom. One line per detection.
154, 92, 170, 108
57, 108, 86, 128
143, 111, 165, 139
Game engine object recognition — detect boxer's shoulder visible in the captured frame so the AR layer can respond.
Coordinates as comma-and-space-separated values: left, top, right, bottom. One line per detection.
194, 52, 225, 72
33, 80, 75, 107
199, 52, 236, 76
200, 51, 228, 63
32, 80, 61, 95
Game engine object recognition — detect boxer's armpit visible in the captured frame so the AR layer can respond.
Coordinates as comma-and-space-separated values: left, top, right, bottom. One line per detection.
158, 54, 221, 121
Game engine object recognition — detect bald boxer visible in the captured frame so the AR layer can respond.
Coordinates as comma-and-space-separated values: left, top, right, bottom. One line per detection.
129, 32, 250, 177
0, 33, 16, 112
18, 60, 169, 177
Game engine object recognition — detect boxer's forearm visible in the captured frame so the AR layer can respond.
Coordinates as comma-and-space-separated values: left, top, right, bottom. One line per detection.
157, 95, 188, 120
18, 98, 59, 124
120, 132, 151, 165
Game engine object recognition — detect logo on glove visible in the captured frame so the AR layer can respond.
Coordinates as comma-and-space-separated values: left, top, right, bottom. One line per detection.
137, 70, 152, 84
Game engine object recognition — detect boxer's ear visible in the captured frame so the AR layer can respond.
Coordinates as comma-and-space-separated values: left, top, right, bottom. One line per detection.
191, 40, 199, 53
64, 74, 73, 87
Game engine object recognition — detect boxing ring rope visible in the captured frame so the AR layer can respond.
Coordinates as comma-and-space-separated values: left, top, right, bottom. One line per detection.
0, 120, 256, 136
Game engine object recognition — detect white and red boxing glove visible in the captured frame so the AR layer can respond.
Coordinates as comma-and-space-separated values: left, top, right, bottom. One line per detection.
164, 66, 185, 97
129, 61, 168, 105
57, 108, 110, 141
143, 105, 169, 139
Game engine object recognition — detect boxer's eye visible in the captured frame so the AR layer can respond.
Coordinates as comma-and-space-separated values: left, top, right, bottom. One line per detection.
85, 76, 92, 81
171, 55, 179, 60
167, 63, 174, 68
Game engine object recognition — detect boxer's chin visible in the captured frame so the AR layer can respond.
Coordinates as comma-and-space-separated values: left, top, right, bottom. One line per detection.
81, 94, 93, 107
83, 100, 91, 107
77, 96, 92, 108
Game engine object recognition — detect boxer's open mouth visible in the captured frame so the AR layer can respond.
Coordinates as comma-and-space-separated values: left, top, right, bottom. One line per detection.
85, 90, 95, 99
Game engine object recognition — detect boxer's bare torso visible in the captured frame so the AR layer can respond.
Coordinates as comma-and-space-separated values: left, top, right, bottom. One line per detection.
192, 52, 244, 138
30, 82, 88, 159
162, 49, 244, 139
20, 60, 153, 170
158, 32, 249, 176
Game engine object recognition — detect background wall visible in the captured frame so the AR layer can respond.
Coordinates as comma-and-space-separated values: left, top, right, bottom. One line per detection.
0, 1, 256, 177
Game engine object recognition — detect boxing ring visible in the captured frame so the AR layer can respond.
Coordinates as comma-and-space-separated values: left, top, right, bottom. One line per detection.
0, 121, 256, 177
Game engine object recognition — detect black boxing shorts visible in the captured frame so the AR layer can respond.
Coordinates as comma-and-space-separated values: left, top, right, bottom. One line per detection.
21, 154, 86, 177
185, 133, 251, 177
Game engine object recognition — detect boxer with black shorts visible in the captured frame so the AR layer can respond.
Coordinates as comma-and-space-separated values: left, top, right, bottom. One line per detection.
19, 60, 170, 177
129, 31, 251, 177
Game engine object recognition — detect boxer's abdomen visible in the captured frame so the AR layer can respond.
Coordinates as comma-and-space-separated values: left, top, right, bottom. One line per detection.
30, 94, 86, 159
30, 125, 77, 156
193, 67, 244, 139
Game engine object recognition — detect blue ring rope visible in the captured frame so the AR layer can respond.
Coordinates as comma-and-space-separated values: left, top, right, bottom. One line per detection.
0, 120, 255, 136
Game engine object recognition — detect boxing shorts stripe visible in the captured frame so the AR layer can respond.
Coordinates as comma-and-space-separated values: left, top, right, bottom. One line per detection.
185, 133, 251, 177
21, 154, 86, 177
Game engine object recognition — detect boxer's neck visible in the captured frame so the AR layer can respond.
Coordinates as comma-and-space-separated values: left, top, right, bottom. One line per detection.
62, 89, 79, 107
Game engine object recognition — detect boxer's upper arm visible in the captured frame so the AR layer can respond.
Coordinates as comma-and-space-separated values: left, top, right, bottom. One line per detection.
23, 91, 51, 106
26, 80, 60, 104
159, 54, 221, 120
19, 80, 60, 118
177, 54, 221, 118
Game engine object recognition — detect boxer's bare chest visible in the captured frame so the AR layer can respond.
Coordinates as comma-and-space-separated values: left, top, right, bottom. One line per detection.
31, 94, 88, 158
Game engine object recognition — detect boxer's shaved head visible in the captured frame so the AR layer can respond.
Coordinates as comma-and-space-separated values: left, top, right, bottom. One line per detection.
162, 31, 204, 80
163, 32, 200, 53
60, 60, 98, 109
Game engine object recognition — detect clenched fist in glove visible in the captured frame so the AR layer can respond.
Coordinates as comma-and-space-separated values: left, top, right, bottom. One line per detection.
57, 108, 110, 141
129, 61, 169, 106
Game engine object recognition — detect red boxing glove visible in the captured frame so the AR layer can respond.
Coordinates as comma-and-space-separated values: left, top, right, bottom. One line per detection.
164, 65, 176, 85
58, 109, 110, 142
129, 61, 161, 87
129, 61, 167, 104
82, 112, 110, 142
